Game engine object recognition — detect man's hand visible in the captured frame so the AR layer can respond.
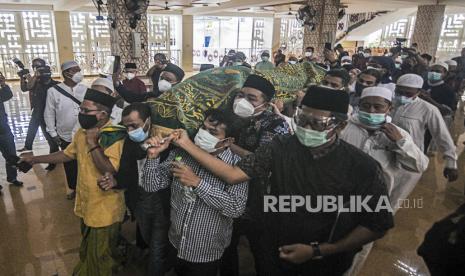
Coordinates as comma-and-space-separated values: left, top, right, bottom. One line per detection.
170, 162, 201, 188
279, 244, 313, 264
85, 128, 100, 147
381, 123, 403, 142
20, 155, 35, 165
443, 168, 458, 182
171, 129, 193, 149
97, 172, 117, 191
52, 136, 62, 147
145, 135, 173, 159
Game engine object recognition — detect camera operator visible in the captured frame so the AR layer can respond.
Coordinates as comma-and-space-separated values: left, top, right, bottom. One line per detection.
18, 58, 60, 171
0, 72, 23, 192
393, 47, 428, 82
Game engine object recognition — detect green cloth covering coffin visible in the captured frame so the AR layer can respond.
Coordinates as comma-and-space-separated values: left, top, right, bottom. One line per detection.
147, 62, 326, 135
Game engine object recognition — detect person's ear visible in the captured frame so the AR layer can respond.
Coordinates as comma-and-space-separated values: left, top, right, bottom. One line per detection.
216, 137, 235, 149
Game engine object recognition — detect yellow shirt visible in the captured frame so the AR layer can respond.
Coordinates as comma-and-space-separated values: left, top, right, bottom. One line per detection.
64, 123, 126, 228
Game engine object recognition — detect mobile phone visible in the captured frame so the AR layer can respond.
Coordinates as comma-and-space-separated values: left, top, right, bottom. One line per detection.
324, 42, 332, 51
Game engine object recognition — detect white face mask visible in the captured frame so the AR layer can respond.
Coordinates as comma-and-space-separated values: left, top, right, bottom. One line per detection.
125, 72, 136, 80
233, 98, 264, 118
158, 79, 172, 93
194, 128, 220, 153
289, 60, 297, 65
71, 71, 83, 83
305, 51, 313, 57
363, 53, 371, 58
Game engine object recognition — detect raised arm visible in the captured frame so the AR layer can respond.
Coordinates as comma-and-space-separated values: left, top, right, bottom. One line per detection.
174, 130, 250, 185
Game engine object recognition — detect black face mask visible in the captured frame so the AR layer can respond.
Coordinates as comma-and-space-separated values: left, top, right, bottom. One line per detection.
78, 113, 99, 129
355, 82, 368, 96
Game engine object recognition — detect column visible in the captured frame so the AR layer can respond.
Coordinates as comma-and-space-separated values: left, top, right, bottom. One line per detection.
107, 0, 149, 72
53, 11, 74, 64
302, 0, 340, 57
182, 15, 194, 72
411, 5, 445, 57
271, 17, 281, 55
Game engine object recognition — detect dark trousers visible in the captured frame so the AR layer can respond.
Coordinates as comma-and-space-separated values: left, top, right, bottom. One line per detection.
220, 218, 266, 276
24, 108, 59, 153
136, 188, 171, 276
424, 130, 432, 154
169, 243, 220, 276
0, 128, 18, 182
59, 139, 77, 190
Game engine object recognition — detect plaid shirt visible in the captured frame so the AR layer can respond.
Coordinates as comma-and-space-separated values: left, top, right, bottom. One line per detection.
143, 148, 248, 263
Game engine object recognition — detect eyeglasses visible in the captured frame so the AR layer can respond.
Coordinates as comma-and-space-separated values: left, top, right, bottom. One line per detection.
79, 107, 102, 114
294, 108, 337, 131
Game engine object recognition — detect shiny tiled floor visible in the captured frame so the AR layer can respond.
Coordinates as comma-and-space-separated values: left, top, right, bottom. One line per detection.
0, 80, 464, 276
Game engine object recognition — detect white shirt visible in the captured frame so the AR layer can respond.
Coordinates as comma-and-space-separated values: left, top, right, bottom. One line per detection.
391, 97, 457, 169
340, 118, 429, 206
44, 83, 88, 142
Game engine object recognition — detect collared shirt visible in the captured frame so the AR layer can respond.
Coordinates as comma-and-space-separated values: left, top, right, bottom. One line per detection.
237, 110, 289, 152
44, 82, 88, 142
143, 148, 248, 263
391, 97, 457, 168
63, 121, 126, 228
340, 119, 429, 203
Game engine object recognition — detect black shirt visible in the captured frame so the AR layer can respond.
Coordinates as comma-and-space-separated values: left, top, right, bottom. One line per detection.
114, 138, 146, 214
31, 80, 59, 111
429, 82, 457, 111
237, 135, 394, 273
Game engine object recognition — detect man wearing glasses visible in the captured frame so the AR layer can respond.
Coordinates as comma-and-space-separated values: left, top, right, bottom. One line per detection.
170, 85, 394, 275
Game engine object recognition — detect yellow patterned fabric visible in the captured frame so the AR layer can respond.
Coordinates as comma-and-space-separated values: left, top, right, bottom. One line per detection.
148, 62, 325, 135
63, 122, 126, 228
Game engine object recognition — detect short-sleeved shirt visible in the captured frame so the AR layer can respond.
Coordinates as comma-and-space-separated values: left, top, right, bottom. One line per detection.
63, 122, 126, 228
237, 135, 394, 271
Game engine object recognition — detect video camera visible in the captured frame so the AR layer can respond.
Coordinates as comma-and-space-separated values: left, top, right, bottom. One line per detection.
12, 58, 30, 78
37, 65, 52, 83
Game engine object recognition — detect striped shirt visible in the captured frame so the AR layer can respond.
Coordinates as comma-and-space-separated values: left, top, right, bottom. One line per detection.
143, 148, 248, 263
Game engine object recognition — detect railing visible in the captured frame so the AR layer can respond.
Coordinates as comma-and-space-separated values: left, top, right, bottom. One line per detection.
193, 47, 272, 67
0, 52, 60, 79
73, 51, 112, 76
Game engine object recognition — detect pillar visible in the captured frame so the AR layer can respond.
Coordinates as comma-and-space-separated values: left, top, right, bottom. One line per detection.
107, 0, 149, 72
182, 15, 194, 72
271, 17, 281, 55
411, 5, 445, 58
302, 0, 340, 57
53, 11, 74, 64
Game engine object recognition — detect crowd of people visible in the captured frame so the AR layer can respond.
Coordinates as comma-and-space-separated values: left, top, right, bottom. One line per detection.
0, 43, 465, 276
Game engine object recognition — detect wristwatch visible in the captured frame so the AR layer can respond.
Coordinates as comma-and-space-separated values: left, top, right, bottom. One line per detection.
310, 242, 323, 260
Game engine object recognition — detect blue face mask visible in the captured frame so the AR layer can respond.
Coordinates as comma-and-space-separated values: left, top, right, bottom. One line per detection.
428, 71, 442, 81
395, 95, 414, 105
295, 125, 331, 148
128, 120, 149, 143
358, 111, 386, 128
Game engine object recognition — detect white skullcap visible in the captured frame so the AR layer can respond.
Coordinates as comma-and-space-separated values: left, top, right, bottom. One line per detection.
61, 60, 79, 71
361, 87, 393, 102
341, 56, 351, 63
445, 60, 457, 66
92, 77, 114, 92
396, 73, 424, 88
431, 61, 449, 71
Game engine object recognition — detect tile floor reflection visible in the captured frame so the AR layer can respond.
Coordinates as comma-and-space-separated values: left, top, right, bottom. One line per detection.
0, 79, 464, 276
